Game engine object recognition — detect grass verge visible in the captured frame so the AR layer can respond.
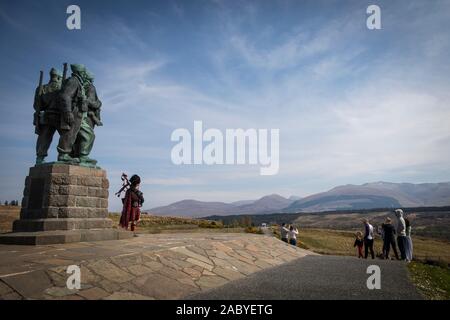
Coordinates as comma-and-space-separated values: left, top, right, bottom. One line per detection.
408, 262, 450, 300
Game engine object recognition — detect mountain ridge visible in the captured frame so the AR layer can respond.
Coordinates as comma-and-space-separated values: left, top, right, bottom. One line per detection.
147, 181, 450, 217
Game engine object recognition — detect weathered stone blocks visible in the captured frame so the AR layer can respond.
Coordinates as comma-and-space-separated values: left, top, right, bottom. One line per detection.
0, 164, 132, 245
18, 164, 110, 221
0, 164, 130, 239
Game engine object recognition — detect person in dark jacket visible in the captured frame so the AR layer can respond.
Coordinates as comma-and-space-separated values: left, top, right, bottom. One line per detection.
382, 217, 399, 260
395, 209, 408, 260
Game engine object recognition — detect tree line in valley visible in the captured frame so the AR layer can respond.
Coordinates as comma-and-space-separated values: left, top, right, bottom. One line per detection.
1, 200, 20, 206
203, 206, 450, 227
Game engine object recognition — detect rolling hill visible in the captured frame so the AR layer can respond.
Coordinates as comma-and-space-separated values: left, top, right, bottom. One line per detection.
148, 181, 450, 217
284, 182, 450, 212
149, 194, 295, 218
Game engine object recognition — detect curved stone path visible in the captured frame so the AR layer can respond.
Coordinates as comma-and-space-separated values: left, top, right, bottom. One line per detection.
0, 233, 315, 300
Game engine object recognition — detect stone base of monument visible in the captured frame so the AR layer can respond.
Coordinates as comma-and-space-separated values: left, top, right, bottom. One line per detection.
0, 164, 132, 245
0, 229, 133, 245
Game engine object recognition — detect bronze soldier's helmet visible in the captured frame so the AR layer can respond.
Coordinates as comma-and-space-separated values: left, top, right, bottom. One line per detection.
49, 68, 62, 88
83, 70, 95, 84
70, 63, 86, 75
49, 68, 62, 78
85, 70, 95, 82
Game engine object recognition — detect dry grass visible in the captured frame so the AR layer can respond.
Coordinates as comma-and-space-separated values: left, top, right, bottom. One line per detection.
109, 213, 245, 234
109, 212, 218, 226
0, 205, 20, 232
244, 226, 265, 234
295, 228, 371, 256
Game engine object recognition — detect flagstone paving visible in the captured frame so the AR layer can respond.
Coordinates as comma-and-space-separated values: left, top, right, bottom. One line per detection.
0, 233, 315, 300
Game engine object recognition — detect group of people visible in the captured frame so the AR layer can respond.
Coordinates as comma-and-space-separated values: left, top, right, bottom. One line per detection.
33, 64, 102, 166
280, 223, 299, 246
354, 209, 413, 262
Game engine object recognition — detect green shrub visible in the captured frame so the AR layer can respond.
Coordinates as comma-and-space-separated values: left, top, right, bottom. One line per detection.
245, 226, 264, 234
198, 220, 224, 228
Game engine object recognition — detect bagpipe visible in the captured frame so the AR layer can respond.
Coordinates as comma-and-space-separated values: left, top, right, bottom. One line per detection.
115, 173, 130, 204
115, 173, 144, 206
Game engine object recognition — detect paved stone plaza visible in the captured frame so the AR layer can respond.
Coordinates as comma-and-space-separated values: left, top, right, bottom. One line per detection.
0, 233, 315, 300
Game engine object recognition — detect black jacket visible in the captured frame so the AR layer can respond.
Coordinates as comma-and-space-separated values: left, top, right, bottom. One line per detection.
382, 223, 396, 240
354, 239, 364, 247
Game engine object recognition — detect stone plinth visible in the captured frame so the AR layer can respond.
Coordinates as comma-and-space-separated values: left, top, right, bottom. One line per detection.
0, 164, 132, 245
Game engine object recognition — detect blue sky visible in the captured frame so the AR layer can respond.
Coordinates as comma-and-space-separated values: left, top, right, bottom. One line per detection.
0, 0, 449, 210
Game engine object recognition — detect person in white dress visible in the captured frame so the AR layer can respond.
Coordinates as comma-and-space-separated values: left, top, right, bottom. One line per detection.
404, 215, 414, 262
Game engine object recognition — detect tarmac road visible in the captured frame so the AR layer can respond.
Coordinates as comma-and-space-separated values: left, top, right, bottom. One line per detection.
188, 255, 423, 300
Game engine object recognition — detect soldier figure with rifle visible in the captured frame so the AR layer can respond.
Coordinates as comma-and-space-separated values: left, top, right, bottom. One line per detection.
70, 69, 102, 166
33, 67, 63, 165
57, 63, 88, 163
84, 70, 103, 128
33, 63, 103, 165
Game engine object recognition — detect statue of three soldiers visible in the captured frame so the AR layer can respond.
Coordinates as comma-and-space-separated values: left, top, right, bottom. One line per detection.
33, 63, 103, 166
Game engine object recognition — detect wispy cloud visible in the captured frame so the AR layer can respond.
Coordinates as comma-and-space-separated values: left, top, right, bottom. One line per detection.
1, 1, 449, 209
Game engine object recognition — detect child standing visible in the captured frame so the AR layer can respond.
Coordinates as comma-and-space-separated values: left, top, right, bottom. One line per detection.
354, 231, 364, 258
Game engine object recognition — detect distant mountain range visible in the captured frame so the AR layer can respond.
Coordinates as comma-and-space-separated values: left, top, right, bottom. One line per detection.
147, 181, 450, 218
149, 194, 293, 218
